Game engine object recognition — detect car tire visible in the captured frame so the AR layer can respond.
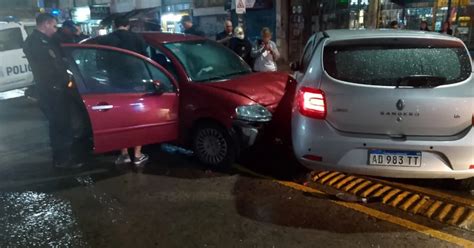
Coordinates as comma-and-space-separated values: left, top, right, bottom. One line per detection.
192, 123, 236, 168
458, 177, 474, 191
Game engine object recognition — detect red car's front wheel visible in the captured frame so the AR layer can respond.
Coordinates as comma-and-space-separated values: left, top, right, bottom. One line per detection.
192, 123, 236, 168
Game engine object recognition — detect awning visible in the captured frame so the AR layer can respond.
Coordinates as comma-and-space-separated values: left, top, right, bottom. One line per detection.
391, 0, 468, 7
390, 0, 434, 6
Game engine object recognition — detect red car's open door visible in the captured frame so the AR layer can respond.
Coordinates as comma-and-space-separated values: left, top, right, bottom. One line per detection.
64, 44, 179, 154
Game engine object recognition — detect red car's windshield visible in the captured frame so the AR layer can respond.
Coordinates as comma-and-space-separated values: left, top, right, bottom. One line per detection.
163, 40, 252, 82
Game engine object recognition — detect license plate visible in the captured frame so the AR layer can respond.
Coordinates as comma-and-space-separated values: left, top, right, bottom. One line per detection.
368, 150, 422, 167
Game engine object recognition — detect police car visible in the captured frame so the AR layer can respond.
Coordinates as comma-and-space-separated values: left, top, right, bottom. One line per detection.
0, 22, 34, 92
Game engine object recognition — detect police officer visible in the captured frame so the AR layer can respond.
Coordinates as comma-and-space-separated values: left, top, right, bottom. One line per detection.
23, 13, 82, 169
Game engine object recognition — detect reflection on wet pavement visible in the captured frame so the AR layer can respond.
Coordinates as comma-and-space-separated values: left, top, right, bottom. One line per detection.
75, 175, 127, 225
0, 191, 87, 247
0, 89, 25, 100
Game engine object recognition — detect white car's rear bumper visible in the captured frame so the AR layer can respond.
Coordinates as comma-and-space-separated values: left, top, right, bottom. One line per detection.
293, 119, 474, 180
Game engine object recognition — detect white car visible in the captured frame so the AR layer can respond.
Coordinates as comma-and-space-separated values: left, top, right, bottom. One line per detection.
291, 30, 474, 187
0, 22, 34, 92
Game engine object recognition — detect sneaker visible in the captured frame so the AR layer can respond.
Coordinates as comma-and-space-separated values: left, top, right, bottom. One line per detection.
133, 153, 149, 167
115, 154, 132, 165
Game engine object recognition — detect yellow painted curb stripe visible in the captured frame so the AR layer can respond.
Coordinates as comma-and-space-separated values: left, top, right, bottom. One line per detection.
373, 186, 392, 197
390, 191, 411, 207
319, 171, 341, 184
312, 172, 474, 231
411, 197, 432, 215
335, 201, 474, 248
400, 194, 421, 211
437, 204, 455, 223
327, 174, 346, 186
425, 201, 444, 218
351, 180, 372, 195
334, 176, 356, 189
343, 178, 365, 191
459, 210, 474, 231
371, 178, 474, 207
448, 207, 467, 226
315, 171, 330, 180
233, 165, 474, 247
383, 189, 402, 204
360, 183, 383, 198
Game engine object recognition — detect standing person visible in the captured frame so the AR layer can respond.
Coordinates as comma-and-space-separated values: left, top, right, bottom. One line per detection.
54, 20, 78, 43
98, 16, 147, 56
97, 16, 149, 168
180, 15, 205, 37
440, 21, 453, 35
23, 13, 82, 169
74, 24, 90, 41
251, 27, 280, 72
216, 20, 233, 46
419, 21, 430, 31
229, 26, 253, 66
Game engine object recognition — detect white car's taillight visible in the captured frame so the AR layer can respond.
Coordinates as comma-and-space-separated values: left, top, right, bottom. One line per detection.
297, 87, 326, 119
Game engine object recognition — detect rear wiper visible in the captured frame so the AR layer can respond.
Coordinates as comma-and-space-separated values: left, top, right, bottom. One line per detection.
396, 75, 447, 88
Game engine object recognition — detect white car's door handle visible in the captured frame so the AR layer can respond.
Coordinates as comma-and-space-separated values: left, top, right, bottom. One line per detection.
91, 104, 113, 111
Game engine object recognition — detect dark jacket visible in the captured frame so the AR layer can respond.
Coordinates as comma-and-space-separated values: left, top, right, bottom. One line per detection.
23, 29, 69, 94
54, 27, 77, 43
184, 26, 205, 37
229, 37, 253, 66
216, 30, 232, 46
97, 29, 147, 56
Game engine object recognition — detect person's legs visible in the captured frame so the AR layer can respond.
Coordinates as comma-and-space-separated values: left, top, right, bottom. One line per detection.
53, 94, 74, 159
115, 148, 131, 165
133, 146, 148, 166
121, 148, 129, 155
134, 146, 142, 158
39, 92, 76, 167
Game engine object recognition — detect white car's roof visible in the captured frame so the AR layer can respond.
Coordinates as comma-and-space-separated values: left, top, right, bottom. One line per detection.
0, 22, 23, 29
323, 29, 460, 42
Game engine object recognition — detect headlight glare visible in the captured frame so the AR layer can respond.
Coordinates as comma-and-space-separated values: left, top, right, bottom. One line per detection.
235, 104, 272, 122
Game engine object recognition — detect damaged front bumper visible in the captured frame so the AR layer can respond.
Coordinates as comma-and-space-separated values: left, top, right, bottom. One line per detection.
232, 120, 268, 148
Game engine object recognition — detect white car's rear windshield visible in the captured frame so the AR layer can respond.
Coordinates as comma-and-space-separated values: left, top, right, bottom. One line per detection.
323, 38, 472, 86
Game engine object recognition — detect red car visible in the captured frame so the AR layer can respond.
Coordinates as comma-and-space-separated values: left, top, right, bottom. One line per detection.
65, 33, 294, 167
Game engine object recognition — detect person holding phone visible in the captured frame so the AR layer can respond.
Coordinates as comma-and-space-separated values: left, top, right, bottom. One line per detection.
251, 27, 280, 72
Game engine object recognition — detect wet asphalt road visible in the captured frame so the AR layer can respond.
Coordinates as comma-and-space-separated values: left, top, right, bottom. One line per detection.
0, 92, 471, 247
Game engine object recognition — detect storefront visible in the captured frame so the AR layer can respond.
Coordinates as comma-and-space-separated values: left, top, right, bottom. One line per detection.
193, 0, 229, 38
161, 0, 192, 33
71, 5, 111, 36
380, 0, 471, 30
227, 0, 276, 44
